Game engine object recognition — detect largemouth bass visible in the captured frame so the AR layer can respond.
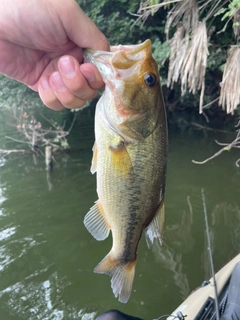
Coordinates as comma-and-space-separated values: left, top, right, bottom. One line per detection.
83, 39, 168, 303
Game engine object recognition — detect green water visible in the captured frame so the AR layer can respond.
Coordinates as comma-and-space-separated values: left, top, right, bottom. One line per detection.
0, 101, 240, 320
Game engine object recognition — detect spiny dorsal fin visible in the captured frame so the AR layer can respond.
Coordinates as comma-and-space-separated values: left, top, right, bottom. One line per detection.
84, 200, 110, 241
94, 252, 136, 303
145, 200, 165, 248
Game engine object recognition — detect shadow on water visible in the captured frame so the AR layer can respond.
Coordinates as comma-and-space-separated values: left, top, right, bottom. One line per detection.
0, 103, 240, 319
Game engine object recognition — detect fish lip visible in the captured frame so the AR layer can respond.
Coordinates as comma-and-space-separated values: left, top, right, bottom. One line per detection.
83, 40, 150, 58
83, 49, 113, 66
83, 49, 114, 83
110, 39, 151, 54
83, 39, 151, 69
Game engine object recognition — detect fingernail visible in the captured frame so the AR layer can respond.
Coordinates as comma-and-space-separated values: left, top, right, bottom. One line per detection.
51, 72, 67, 92
40, 76, 50, 90
59, 56, 76, 78
81, 67, 95, 82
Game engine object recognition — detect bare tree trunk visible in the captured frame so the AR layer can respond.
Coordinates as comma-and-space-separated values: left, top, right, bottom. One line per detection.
45, 146, 53, 171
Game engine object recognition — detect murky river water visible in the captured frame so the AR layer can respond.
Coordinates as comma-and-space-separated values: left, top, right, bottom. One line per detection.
0, 89, 240, 319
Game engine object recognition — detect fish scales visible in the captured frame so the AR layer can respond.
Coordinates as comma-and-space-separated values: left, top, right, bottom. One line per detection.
83, 40, 168, 303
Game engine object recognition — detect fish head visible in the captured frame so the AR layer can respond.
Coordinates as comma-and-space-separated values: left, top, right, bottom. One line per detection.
84, 40, 164, 140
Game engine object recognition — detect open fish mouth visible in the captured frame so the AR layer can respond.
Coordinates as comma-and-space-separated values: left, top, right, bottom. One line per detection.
83, 49, 112, 73
83, 40, 152, 82
83, 40, 151, 61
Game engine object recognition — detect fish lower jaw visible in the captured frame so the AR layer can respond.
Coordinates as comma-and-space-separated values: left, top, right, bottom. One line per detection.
115, 100, 143, 121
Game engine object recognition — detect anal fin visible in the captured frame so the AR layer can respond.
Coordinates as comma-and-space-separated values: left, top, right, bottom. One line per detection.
84, 200, 110, 241
145, 200, 165, 248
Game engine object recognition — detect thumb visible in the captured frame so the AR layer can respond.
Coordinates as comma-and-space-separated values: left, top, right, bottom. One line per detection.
61, 1, 109, 52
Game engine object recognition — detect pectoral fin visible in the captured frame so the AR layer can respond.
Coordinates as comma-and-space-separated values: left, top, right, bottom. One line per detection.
145, 200, 165, 248
84, 200, 110, 241
90, 142, 98, 174
110, 141, 133, 174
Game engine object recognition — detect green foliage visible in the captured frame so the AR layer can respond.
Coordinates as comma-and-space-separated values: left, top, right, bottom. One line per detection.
215, 0, 240, 21
0, 74, 42, 109
78, 0, 166, 45
151, 38, 170, 85
79, 0, 139, 45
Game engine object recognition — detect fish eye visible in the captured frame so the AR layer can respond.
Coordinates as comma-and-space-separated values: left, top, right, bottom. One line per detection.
144, 73, 156, 87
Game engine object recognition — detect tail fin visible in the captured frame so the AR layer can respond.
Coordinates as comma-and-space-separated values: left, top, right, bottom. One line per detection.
94, 252, 136, 303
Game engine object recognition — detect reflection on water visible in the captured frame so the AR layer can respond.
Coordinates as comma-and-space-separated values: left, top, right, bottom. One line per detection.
0, 183, 7, 217
202, 202, 240, 278
0, 227, 16, 241
152, 242, 190, 300
0, 106, 240, 319
151, 202, 196, 300
0, 268, 98, 320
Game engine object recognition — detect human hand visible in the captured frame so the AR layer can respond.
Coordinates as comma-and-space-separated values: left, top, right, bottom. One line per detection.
0, 0, 109, 110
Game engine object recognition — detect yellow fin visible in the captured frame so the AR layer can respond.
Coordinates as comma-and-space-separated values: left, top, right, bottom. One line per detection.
94, 252, 136, 303
84, 200, 110, 241
109, 141, 133, 174
145, 200, 165, 248
90, 142, 98, 174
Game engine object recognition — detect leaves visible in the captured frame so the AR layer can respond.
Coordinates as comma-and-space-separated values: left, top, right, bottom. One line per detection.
219, 0, 240, 21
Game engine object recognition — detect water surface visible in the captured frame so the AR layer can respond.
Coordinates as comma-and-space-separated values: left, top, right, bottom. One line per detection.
0, 101, 239, 320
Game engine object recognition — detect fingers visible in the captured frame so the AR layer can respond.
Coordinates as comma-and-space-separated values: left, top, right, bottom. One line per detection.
38, 56, 104, 110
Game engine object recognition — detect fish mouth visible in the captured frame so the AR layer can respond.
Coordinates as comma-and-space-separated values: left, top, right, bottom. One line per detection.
83, 40, 152, 81
83, 49, 112, 70
110, 39, 151, 54
84, 48, 145, 122
83, 40, 151, 64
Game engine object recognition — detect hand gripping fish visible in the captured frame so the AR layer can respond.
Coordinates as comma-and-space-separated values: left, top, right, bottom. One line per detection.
83, 39, 168, 303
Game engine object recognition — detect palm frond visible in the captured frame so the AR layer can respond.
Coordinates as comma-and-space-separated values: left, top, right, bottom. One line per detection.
167, 24, 189, 88
181, 21, 209, 113
219, 46, 240, 114
199, 0, 228, 22
131, 0, 182, 27
233, 9, 240, 40
165, 0, 199, 39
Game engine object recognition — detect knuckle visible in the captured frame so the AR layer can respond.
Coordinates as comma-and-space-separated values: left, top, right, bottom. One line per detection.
44, 97, 64, 110
85, 90, 97, 100
99, 34, 109, 51
68, 81, 85, 93
61, 95, 76, 106
62, 96, 86, 109
74, 86, 97, 101
39, 90, 63, 110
